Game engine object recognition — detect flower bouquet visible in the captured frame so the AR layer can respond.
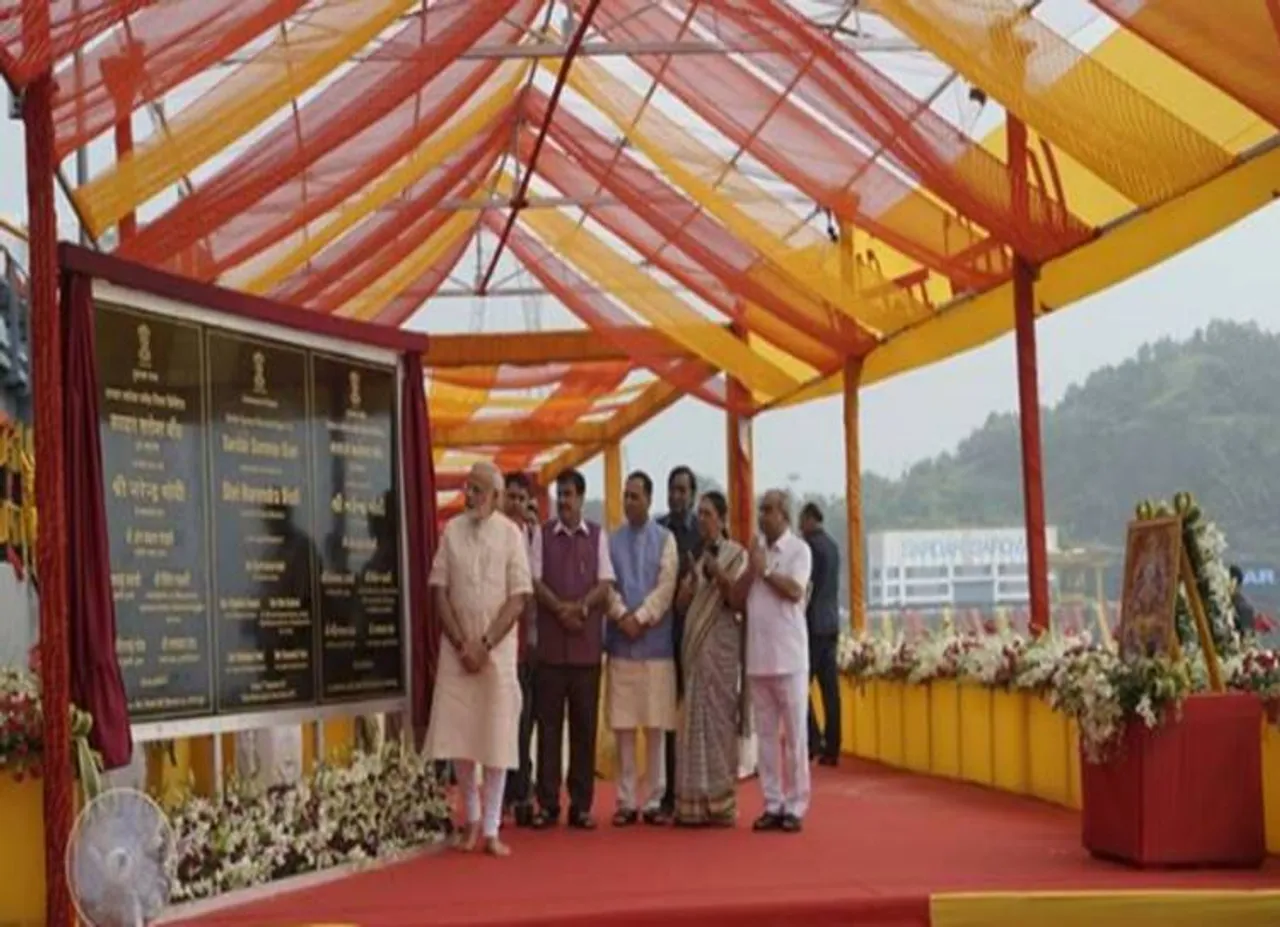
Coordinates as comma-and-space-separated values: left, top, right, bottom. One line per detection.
1225, 647, 1280, 723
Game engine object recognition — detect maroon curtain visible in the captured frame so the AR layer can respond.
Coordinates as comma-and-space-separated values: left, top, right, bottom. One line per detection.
400, 351, 439, 746
61, 270, 132, 769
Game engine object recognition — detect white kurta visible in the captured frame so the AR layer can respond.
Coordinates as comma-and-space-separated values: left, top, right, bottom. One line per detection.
424, 512, 533, 770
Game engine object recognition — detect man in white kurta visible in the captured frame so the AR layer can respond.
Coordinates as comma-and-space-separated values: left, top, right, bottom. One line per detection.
605, 471, 678, 825
425, 462, 533, 856
742, 489, 813, 834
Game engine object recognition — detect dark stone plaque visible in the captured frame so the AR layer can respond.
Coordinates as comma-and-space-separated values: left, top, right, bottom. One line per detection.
206, 331, 318, 712
98, 304, 213, 720
310, 354, 403, 701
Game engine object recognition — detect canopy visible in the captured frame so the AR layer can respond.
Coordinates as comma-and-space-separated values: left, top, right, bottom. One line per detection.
4, 0, 1278, 497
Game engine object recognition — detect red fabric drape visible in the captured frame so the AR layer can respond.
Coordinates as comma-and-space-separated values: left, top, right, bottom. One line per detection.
61, 269, 132, 769
401, 351, 439, 744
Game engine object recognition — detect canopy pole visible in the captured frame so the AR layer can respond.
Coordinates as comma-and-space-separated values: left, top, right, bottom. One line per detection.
838, 221, 867, 634
726, 326, 755, 543
21, 6, 74, 923
1008, 115, 1051, 636
476, 0, 603, 294
603, 441, 623, 530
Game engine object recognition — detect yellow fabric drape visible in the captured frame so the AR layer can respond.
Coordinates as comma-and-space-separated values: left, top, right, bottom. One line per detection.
501, 176, 802, 401
870, 0, 1232, 207
561, 58, 907, 340
242, 63, 528, 295
339, 208, 479, 320
75, 0, 419, 236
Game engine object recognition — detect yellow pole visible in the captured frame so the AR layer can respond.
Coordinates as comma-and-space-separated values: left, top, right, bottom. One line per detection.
603, 441, 623, 530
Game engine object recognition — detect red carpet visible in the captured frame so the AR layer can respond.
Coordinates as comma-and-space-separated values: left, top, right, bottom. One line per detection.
173, 762, 1278, 927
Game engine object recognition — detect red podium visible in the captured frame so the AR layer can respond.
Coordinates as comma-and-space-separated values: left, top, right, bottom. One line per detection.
1081, 692, 1266, 867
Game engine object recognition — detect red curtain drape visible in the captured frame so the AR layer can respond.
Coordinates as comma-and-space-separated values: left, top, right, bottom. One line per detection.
61, 268, 132, 769
400, 351, 439, 745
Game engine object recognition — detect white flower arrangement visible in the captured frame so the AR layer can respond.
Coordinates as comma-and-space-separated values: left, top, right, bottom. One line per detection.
905, 630, 973, 685
166, 740, 450, 903
956, 633, 1026, 688
1013, 630, 1094, 695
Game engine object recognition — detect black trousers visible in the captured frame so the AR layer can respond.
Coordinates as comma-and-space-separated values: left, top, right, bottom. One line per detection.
807, 633, 842, 759
535, 664, 601, 817
661, 612, 686, 811
505, 660, 538, 807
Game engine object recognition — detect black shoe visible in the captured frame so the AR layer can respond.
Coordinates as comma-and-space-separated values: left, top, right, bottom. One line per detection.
818, 755, 839, 768
514, 804, 534, 828
780, 813, 803, 833
612, 808, 639, 827
752, 811, 784, 832
568, 809, 597, 830
530, 808, 559, 830
642, 808, 671, 826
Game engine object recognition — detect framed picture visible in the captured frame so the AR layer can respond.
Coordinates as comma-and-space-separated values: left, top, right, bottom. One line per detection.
1118, 517, 1183, 661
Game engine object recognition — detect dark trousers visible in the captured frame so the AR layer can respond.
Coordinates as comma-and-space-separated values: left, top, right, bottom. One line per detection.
661, 613, 686, 811
505, 660, 538, 807
807, 633, 842, 759
535, 663, 601, 817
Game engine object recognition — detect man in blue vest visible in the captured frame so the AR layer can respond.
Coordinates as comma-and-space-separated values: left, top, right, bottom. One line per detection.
606, 470, 679, 826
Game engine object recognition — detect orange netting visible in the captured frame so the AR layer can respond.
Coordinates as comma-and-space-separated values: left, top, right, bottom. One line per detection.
587, 0, 1008, 291
525, 94, 854, 373
115, 1, 536, 277
51, 0, 303, 161
492, 363, 632, 472
658, 0, 1092, 261
491, 213, 737, 413
1, 0, 149, 88
869, 0, 1233, 206
1092, 0, 1280, 130
266, 109, 512, 311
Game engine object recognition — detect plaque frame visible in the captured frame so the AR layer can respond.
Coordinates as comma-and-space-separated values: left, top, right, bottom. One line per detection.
93, 280, 412, 745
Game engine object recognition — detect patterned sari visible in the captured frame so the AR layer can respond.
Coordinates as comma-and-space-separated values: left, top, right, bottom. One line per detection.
675, 539, 748, 826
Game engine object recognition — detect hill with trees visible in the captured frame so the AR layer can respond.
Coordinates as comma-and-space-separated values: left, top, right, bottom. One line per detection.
586, 321, 1280, 601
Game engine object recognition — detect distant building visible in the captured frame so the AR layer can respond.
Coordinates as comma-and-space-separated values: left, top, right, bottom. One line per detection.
868, 527, 1060, 611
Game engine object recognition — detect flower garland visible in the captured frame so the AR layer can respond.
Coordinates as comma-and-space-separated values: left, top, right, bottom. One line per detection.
166, 740, 450, 903
1134, 492, 1240, 658
1, 664, 102, 793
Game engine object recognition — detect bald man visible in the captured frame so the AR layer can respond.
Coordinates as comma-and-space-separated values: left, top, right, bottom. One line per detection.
424, 462, 534, 856
735, 489, 813, 834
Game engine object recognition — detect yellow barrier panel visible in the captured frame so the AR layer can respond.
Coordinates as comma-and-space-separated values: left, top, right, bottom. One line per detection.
901, 683, 932, 773
931, 891, 1280, 927
991, 689, 1030, 795
75, 0, 420, 236
958, 683, 995, 786
875, 680, 905, 767
928, 680, 962, 779
1067, 719, 1083, 810
1027, 697, 1071, 806
0, 777, 44, 925
851, 681, 879, 761
1263, 721, 1280, 854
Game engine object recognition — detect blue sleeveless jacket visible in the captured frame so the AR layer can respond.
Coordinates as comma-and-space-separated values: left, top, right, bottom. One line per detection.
605, 519, 675, 661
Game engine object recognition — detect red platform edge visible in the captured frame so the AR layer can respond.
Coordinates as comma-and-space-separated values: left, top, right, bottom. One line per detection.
1082, 691, 1266, 867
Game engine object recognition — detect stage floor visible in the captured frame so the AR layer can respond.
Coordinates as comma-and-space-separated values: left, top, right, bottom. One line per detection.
172, 761, 1280, 927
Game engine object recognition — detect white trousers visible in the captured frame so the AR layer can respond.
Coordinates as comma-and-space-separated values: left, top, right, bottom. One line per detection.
749, 671, 811, 818
454, 760, 508, 839
615, 727, 665, 812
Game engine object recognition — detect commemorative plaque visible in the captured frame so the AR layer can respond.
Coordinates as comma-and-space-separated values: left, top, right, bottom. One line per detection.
98, 305, 214, 719
310, 354, 402, 701
206, 331, 318, 713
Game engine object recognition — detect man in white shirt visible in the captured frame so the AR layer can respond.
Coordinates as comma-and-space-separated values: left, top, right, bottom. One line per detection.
736, 489, 813, 834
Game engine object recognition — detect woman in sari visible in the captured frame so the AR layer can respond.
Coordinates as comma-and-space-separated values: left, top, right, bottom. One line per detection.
673, 491, 749, 827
